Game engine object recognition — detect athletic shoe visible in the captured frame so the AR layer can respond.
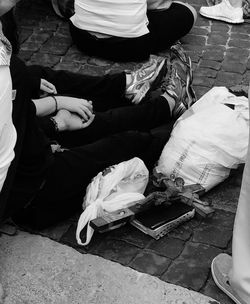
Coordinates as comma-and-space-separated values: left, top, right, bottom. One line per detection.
149, 43, 196, 119
126, 55, 166, 105
200, 0, 244, 24
211, 253, 247, 304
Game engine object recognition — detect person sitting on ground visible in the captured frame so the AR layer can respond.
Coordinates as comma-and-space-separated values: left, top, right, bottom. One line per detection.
0, 0, 194, 231
65, 0, 197, 62
199, 0, 244, 24
211, 85, 250, 304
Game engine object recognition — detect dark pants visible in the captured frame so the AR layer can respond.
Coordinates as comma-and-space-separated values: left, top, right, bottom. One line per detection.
12, 65, 173, 229
69, 3, 195, 62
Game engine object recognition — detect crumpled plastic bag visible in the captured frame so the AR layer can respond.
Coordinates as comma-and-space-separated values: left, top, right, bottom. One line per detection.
156, 87, 249, 191
76, 157, 149, 245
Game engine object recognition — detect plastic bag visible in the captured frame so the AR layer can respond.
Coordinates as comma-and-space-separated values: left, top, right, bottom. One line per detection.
76, 157, 149, 245
156, 87, 249, 191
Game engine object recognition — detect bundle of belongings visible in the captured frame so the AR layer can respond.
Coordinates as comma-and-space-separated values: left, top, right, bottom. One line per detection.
76, 87, 249, 245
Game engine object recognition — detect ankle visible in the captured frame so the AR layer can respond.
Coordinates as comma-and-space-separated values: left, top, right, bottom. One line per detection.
161, 92, 175, 115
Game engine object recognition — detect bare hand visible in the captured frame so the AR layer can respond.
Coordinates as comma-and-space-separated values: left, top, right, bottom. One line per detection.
56, 96, 93, 121
54, 109, 95, 131
40, 79, 57, 94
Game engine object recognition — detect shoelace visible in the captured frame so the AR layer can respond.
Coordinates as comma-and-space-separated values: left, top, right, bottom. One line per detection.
160, 66, 179, 99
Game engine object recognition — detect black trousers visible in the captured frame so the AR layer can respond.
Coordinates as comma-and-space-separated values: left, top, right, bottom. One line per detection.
69, 2, 195, 62
13, 65, 174, 229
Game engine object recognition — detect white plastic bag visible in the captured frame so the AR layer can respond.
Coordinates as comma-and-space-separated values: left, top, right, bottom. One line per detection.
76, 157, 149, 245
156, 87, 249, 191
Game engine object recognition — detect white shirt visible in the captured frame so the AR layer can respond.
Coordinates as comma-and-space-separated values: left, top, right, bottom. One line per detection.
70, 0, 149, 38
0, 40, 17, 192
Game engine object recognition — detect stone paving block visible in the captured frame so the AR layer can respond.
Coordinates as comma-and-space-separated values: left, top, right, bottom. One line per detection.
243, 71, 250, 85
192, 222, 232, 248
20, 41, 41, 52
19, 28, 33, 44
222, 60, 246, 74
106, 224, 152, 249
79, 64, 111, 76
202, 50, 225, 62
202, 276, 235, 304
91, 239, 140, 266
195, 67, 217, 78
216, 71, 242, 87
211, 23, 230, 33
191, 27, 209, 36
226, 48, 249, 64
161, 242, 222, 291
19, 50, 34, 62
167, 217, 201, 241
228, 39, 250, 49
62, 47, 88, 63
28, 53, 61, 67
207, 33, 228, 46
193, 86, 210, 100
54, 62, 82, 73
61, 223, 114, 255
199, 60, 221, 71
231, 33, 249, 40
231, 24, 250, 34
129, 251, 171, 276
28, 31, 52, 44
181, 34, 206, 46
38, 221, 71, 242
147, 237, 185, 259
193, 75, 215, 87
40, 36, 72, 55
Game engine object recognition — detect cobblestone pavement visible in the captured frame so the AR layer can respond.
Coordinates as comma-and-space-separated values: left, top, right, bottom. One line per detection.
15, 1, 250, 303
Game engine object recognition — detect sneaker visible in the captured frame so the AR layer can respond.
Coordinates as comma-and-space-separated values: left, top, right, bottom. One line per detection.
200, 0, 244, 24
150, 44, 196, 119
211, 254, 247, 304
126, 55, 166, 105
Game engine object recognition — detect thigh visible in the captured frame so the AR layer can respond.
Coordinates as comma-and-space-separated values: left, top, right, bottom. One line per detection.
17, 131, 156, 228
147, 2, 195, 51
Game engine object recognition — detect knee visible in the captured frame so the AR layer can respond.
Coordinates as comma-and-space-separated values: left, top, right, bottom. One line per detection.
173, 1, 197, 26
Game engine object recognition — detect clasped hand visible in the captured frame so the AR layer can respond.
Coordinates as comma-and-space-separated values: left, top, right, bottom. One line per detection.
40, 79, 95, 130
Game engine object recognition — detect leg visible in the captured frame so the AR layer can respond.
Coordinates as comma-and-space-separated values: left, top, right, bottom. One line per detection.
229, 91, 250, 303
69, 21, 151, 62
147, 2, 197, 53
13, 131, 165, 228
56, 96, 172, 147
27, 64, 128, 111
211, 87, 250, 304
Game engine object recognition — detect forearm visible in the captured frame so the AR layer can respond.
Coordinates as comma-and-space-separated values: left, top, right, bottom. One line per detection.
32, 95, 58, 117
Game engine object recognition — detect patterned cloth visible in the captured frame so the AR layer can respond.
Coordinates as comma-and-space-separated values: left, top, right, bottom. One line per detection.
0, 32, 12, 66
206, 0, 250, 18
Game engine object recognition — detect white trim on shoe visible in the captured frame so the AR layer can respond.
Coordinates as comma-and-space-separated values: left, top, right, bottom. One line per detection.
211, 253, 247, 304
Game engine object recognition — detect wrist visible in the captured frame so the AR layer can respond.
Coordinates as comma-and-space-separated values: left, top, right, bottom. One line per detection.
51, 116, 66, 132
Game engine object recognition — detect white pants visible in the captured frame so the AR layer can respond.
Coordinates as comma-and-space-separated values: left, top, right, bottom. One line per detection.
230, 93, 250, 303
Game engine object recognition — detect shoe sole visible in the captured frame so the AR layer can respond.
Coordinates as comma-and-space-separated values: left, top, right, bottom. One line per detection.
211, 254, 246, 304
200, 11, 244, 23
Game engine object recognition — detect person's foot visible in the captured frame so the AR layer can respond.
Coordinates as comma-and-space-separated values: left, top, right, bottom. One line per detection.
149, 43, 196, 119
200, 0, 244, 24
126, 55, 166, 105
211, 253, 247, 304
